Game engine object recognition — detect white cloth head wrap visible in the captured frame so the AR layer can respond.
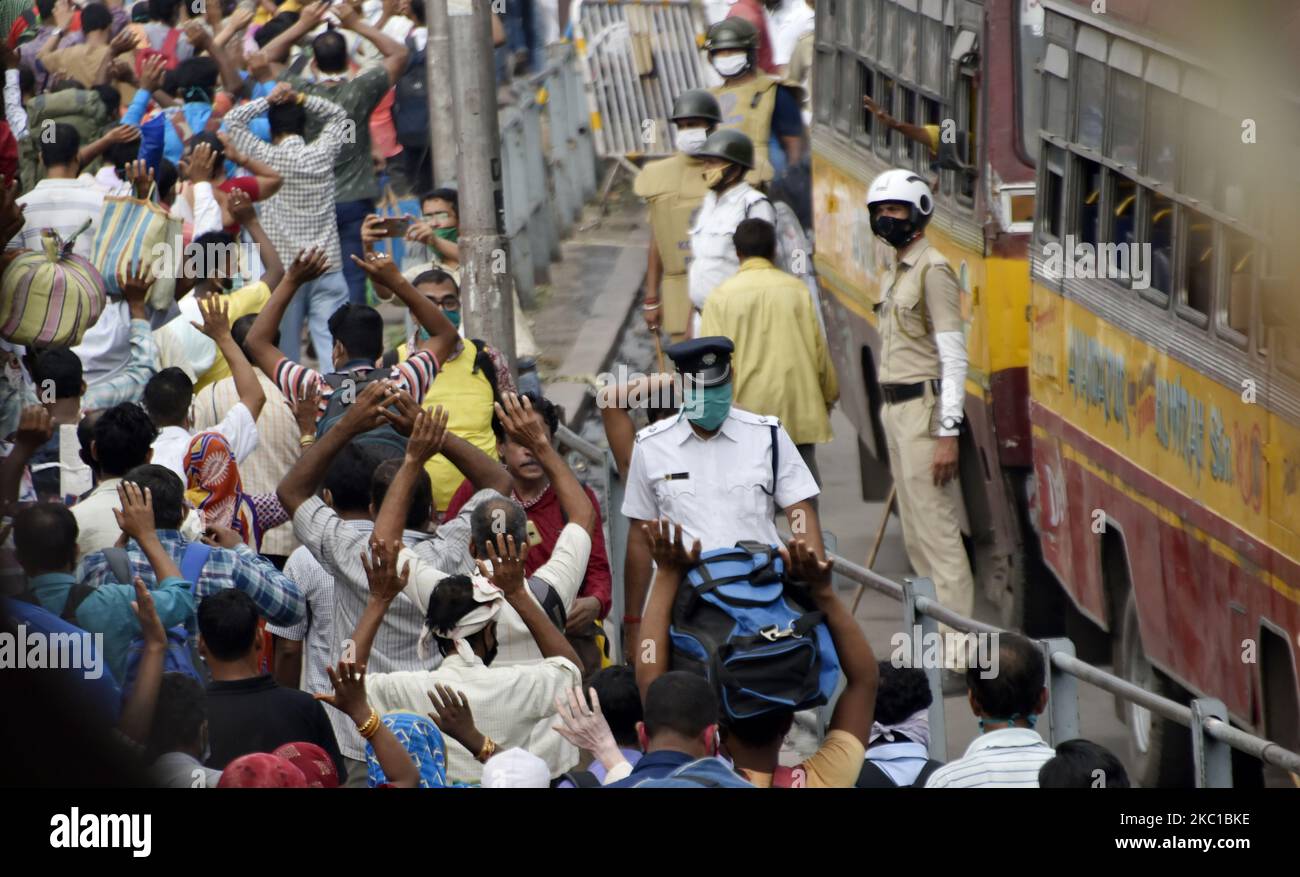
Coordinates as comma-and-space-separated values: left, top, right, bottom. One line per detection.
420, 575, 504, 662
869, 707, 932, 750
480, 748, 551, 788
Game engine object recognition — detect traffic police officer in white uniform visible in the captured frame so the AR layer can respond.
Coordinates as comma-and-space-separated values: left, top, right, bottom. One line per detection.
620, 336, 821, 658
867, 168, 975, 677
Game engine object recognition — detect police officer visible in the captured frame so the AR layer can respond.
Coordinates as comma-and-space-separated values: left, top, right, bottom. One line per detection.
705, 16, 805, 185
620, 336, 822, 659
867, 168, 975, 680
687, 129, 775, 333
634, 90, 721, 345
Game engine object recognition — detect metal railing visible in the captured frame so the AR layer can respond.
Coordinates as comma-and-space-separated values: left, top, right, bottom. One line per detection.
553, 423, 1300, 787
499, 44, 599, 307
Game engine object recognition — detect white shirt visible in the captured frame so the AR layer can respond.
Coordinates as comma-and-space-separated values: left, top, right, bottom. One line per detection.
766, 0, 815, 67
621, 406, 819, 550
688, 183, 776, 312
150, 401, 260, 487
8, 176, 106, 259
73, 299, 134, 387
865, 741, 932, 786
924, 727, 1056, 788
73, 476, 206, 554
399, 523, 594, 668
366, 653, 582, 784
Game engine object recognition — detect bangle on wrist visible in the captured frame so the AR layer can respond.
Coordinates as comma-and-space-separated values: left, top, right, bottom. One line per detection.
476, 736, 497, 764
299, 434, 316, 448
356, 708, 381, 739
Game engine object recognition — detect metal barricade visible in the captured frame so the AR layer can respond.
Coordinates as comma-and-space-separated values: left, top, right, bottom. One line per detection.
549, 426, 1300, 786
498, 45, 600, 306
572, 0, 710, 159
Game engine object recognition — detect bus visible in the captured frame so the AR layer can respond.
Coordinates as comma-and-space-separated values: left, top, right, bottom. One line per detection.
809, 0, 1046, 630
1024, 0, 1300, 786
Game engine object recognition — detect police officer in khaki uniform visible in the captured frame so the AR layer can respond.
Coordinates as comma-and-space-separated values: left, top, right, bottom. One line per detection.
705, 16, 805, 186
867, 169, 975, 682
634, 90, 721, 344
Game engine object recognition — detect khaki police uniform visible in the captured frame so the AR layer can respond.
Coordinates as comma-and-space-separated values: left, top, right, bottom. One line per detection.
713, 73, 784, 186
634, 153, 711, 341
875, 237, 976, 629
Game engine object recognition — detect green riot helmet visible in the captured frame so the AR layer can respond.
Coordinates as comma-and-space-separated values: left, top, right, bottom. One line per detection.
670, 89, 723, 125
694, 128, 755, 170
705, 16, 760, 53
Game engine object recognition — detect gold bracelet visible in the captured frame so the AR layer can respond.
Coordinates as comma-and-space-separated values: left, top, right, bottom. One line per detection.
357, 709, 381, 739
299, 434, 316, 448
476, 736, 497, 763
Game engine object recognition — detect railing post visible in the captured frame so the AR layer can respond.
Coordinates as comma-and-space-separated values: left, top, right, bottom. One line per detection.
902, 577, 946, 761
605, 448, 628, 664
1039, 638, 1080, 748
1190, 698, 1233, 788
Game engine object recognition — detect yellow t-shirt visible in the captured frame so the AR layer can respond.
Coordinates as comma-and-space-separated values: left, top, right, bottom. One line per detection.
254, 0, 303, 25
193, 282, 273, 393
741, 730, 866, 789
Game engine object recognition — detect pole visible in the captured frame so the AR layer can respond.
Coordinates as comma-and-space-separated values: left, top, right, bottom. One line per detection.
448, 0, 516, 370
426, 0, 458, 187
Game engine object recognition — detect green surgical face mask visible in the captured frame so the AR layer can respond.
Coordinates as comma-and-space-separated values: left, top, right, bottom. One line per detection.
434, 226, 459, 242
418, 310, 460, 341
682, 383, 732, 431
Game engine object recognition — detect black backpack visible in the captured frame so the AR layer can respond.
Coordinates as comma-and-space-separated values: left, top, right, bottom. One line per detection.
856, 758, 945, 788
394, 34, 428, 148
315, 368, 410, 460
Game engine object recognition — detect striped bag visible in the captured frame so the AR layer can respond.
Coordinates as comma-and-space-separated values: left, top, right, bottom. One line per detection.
0, 222, 107, 348
90, 186, 181, 311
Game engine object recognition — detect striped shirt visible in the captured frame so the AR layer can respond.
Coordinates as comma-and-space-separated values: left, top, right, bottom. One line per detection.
924, 727, 1055, 788
272, 353, 440, 423
8, 176, 106, 259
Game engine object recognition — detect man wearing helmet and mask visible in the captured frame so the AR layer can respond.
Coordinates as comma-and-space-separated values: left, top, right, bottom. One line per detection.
634, 90, 722, 344
705, 16, 805, 185
686, 128, 776, 335
868, 168, 974, 692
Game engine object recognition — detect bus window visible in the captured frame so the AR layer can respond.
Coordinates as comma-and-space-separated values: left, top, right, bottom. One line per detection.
921, 13, 944, 96
1041, 144, 1066, 241
1017, 0, 1047, 159
857, 61, 875, 144
956, 68, 977, 203
836, 0, 856, 46
899, 6, 918, 83
1110, 72, 1142, 169
919, 95, 941, 175
1076, 56, 1106, 152
815, 49, 837, 125
1140, 188, 1174, 301
859, 0, 879, 57
880, 1, 897, 70
1222, 229, 1255, 344
837, 51, 856, 134
1144, 86, 1179, 186
1185, 109, 1224, 209
1108, 171, 1138, 282
875, 73, 895, 160
1074, 156, 1102, 250
1181, 210, 1215, 321
899, 87, 919, 165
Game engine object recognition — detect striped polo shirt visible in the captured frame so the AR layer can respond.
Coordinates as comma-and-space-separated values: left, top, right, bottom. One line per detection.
924, 727, 1056, 788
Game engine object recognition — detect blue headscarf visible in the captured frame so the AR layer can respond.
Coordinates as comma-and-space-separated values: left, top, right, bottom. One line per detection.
367, 712, 448, 788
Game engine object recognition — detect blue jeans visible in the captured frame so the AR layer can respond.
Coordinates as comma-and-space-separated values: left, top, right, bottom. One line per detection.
278, 271, 349, 364
336, 199, 376, 305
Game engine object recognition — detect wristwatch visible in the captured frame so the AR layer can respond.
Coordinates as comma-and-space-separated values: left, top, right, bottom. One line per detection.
941, 416, 963, 432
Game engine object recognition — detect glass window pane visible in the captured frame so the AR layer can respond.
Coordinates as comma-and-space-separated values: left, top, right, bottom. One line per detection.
881, 3, 897, 69
817, 0, 835, 42
1075, 156, 1102, 249
1018, 11, 1046, 158
1185, 112, 1220, 206
837, 52, 856, 133
860, 0, 879, 57
1223, 229, 1255, 338
1182, 211, 1214, 316
876, 73, 895, 158
1076, 57, 1105, 151
958, 72, 977, 201
923, 20, 943, 91
1045, 75, 1068, 139
1141, 189, 1174, 297
815, 50, 837, 124
857, 61, 875, 141
900, 88, 919, 163
1042, 145, 1065, 239
1144, 87, 1178, 184
1107, 172, 1138, 283
899, 11, 918, 81
1110, 72, 1142, 168
918, 95, 941, 173
837, 0, 855, 45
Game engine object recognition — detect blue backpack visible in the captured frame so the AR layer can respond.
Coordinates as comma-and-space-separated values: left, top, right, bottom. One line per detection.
669, 542, 841, 722
105, 543, 211, 694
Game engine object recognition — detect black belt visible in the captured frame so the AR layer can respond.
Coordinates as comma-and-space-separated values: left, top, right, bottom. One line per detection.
881, 380, 940, 405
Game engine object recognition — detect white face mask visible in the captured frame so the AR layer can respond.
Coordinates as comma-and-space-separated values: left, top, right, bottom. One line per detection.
675, 127, 709, 155
711, 52, 749, 78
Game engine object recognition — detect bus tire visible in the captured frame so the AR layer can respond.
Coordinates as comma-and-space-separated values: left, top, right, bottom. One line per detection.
1259, 629, 1300, 788
991, 472, 1064, 637
1115, 589, 1192, 787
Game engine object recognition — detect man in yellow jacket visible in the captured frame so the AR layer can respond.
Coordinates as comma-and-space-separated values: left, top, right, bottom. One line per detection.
699, 216, 837, 495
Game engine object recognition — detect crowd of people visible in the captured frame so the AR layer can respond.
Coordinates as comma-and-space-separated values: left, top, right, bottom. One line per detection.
0, 0, 1131, 789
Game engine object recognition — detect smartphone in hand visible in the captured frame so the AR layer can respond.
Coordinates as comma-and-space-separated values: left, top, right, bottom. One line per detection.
378, 216, 413, 238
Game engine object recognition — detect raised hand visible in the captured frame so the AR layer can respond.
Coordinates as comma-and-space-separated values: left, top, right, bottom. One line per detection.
298, 0, 330, 30
189, 293, 232, 340
245, 49, 272, 82
382, 388, 423, 436
552, 686, 620, 763
334, 0, 362, 29
118, 258, 154, 318
266, 82, 296, 106
403, 406, 449, 465
426, 685, 484, 752
131, 576, 167, 648
644, 518, 702, 575
781, 538, 833, 594
124, 159, 155, 200
110, 27, 139, 56
104, 124, 141, 146
316, 661, 372, 725
139, 55, 167, 94
476, 533, 525, 597
113, 481, 157, 543
227, 188, 256, 226
287, 247, 331, 285
12, 405, 53, 449
182, 18, 212, 51
360, 538, 410, 603
349, 250, 404, 289
493, 392, 548, 453
337, 377, 397, 434
360, 214, 387, 248
290, 381, 323, 437
180, 141, 216, 184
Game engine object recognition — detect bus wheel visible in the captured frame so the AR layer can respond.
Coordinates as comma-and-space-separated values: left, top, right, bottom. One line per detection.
991, 473, 1064, 637
1115, 589, 1192, 787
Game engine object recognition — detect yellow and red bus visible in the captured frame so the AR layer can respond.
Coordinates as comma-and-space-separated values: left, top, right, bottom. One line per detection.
810, 0, 1045, 629
1024, 0, 1300, 785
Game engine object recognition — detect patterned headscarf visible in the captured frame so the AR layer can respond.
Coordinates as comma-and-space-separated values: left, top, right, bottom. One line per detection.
368, 712, 448, 789
421, 575, 504, 662
272, 742, 340, 789
184, 432, 261, 548
216, 754, 308, 788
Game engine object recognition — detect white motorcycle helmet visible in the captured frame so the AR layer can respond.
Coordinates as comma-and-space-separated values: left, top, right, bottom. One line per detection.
866, 168, 935, 246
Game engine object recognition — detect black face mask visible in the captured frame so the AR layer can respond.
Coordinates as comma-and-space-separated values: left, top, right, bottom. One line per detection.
871, 214, 918, 249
